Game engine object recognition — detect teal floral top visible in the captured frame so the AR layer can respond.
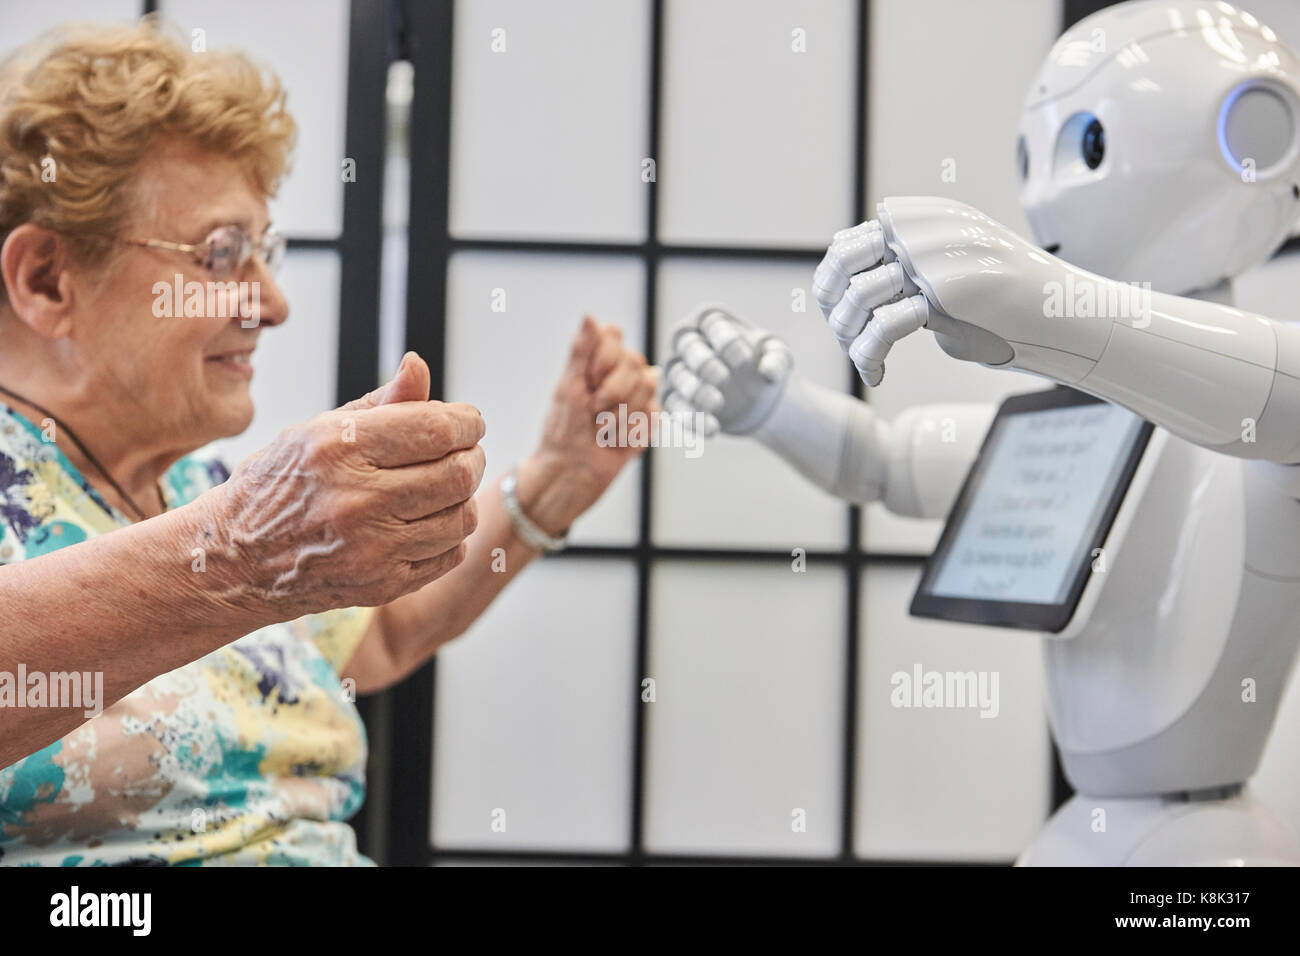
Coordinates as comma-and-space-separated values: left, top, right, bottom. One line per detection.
0, 403, 376, 865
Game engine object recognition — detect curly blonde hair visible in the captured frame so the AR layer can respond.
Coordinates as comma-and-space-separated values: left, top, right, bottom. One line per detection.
0, 16, 296, 306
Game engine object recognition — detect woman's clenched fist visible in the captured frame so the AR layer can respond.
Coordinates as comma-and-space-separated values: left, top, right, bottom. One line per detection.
199, 352, 486, 618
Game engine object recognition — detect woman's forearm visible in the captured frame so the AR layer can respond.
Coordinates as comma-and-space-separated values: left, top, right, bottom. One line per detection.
0, 489, 268, 769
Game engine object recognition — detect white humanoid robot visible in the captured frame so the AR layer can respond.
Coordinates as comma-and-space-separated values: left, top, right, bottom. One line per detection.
663, 0, 1300, 865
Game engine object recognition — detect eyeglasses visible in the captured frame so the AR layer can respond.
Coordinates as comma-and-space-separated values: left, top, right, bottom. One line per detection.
98, 224, 286, 279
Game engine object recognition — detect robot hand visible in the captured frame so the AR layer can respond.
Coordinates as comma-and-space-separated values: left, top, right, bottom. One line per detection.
660, 304, 794, 436
812, 196, 1065, 387
813, 196, 1300, 461
660, 300, 994, 511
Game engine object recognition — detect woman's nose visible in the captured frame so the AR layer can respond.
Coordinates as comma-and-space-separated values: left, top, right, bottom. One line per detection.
242, 257, 290, 327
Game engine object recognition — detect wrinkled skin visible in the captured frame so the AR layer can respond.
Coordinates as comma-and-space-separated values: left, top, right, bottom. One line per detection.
202, 358, 486, 618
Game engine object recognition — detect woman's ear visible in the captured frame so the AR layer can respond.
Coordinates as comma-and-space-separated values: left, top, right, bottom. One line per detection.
0, 223, 76, 338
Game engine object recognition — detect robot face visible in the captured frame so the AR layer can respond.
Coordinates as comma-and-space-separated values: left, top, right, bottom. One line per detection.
1016, 0, 1300, 295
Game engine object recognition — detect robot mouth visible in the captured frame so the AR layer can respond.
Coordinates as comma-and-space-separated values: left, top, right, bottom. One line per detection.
1042, 243, 1061, 255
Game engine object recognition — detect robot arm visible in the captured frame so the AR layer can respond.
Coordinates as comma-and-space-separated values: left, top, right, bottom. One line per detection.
814, 196, 1300, 465
660, 305, 994, 518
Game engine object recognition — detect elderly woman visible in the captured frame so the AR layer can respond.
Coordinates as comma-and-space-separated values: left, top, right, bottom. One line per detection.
0, 21, 656, 865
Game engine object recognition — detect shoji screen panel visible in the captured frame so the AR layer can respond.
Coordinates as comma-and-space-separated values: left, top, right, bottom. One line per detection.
448, 0, 651, 241
442, 250, 646, 546
855, 566, 1050, 860
160, 0, 351, 239
0, 0, 139, 55
658, 0, 857, 247
407, 0, 1065, 866
432, 558, 637, 852
420, 0, 653, 865
644, 561, 845, 857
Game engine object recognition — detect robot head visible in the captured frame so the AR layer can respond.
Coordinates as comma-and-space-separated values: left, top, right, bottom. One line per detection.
1018, 0, 1300, 295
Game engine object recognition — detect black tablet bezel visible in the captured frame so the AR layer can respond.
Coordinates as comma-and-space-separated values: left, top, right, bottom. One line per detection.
909, 386, 1154, 633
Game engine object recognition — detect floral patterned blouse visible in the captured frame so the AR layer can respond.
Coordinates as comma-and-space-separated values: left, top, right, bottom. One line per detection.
0, 403, 376, 865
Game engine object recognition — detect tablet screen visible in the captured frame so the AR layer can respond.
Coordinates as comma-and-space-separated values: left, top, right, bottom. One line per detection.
910, 388, 1152, 632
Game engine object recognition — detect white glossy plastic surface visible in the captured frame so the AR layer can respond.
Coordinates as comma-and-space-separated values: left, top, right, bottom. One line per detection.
1019, 789, 1300, 866
1019, 0, 1300, 295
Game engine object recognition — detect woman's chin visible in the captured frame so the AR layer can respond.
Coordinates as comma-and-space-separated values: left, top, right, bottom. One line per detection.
206, 395, 256, 439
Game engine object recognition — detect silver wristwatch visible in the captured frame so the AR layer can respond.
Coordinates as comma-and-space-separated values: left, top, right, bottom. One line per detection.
500, 469, 568, 552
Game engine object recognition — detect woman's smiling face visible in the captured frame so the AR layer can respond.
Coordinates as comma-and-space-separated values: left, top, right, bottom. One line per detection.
75, 137, 291, 448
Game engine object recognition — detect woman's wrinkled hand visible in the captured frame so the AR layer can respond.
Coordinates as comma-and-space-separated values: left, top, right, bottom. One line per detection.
514, 315, 658, 536
200, 351, 486, 616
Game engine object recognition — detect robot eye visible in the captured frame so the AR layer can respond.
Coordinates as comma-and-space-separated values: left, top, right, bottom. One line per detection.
1082, 119, 1105, 170
1017, 135, 1029, 180
1054, 111, 1105, 177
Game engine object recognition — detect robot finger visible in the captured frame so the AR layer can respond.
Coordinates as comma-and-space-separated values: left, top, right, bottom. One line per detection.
827, 261, 907, 350
700, 309, 758, 370
813, 221, 886, 317
672, 328, 730, 387
666, 361, 725, 413
847, 294, 929, 387
756, 337, 794, 382
663, 391, 719, 437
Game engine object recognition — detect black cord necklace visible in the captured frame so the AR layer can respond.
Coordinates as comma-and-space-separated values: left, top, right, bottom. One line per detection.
0, 382, 159, 522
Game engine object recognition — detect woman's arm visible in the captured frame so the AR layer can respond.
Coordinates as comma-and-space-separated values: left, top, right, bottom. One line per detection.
0, 364, 485, 769
0, 494, 264, 769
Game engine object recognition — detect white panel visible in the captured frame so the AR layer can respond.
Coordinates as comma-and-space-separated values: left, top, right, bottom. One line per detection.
0, 0, 139, 60
448, 0, 651, 241
202, 250, 341, 467
161, 0, 350, 238
867, 0, 1059, 235
653, 257, 851, 548
659, 0, 857, 247
444, 251, 645, 545
431, 559, 636, 852
855, 565, 1050, 861
644, 561, 844, 856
